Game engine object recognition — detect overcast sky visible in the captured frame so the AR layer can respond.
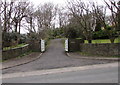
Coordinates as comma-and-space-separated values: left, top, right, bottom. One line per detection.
28, 0, 107, 6
29, 0, 66, 6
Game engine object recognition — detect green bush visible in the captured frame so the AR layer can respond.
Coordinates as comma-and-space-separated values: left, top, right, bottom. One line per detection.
47, 28, 64, 39
93, 30, 109, 39
19, 34, 28, 44
2, 32, 20, 47
64, 27, 77, 39
93, 25, 118, 39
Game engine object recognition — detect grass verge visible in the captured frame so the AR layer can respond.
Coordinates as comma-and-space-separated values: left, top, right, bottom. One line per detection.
44, 38, 51, 49
3, 43, 28, 51
84, 37, 120, 44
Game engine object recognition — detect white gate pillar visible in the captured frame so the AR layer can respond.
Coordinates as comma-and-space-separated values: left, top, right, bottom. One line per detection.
41, 39, 45, 52
65, 39, 68, 52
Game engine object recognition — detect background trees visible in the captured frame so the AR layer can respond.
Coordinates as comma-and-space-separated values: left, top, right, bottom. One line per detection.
1, 0, 30, 47
35, 3, 57, 39
67, 0, 97, 43
1, 0, 58, 48
66, 0, 120, 43
1, 0, 120, 48
104, 0, 120, 43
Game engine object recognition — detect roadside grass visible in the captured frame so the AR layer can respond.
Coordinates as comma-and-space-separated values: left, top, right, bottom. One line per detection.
3, 43, 28, 51
84, 37, 120, 44
115, 37, 120, 43
44, 38, 51, 49
0, 59, 2, 62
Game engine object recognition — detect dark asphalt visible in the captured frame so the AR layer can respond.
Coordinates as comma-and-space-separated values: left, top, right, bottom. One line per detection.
2, 39, 116, 74
3, 65, 118, 83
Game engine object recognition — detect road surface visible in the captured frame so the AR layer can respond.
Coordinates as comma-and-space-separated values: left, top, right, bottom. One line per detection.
3, 63, 118, 83
2, 39, 116, 74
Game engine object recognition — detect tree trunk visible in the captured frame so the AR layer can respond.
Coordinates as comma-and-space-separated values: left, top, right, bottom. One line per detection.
19, 21, 21, 34
118, 12, 120, 31
4, 1, 7, 32
88, 40, 92, 43
15, 22, 18, 32
30, 17, 32, 28
110, 37, 115, 43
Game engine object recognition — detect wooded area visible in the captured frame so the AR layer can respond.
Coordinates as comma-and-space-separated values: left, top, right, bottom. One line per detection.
1, 0, 120, 48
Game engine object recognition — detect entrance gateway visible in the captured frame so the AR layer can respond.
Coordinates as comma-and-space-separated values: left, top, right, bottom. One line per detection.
41, 38, 82, 52
41, 39, 68, 52
65, 39, 84, 52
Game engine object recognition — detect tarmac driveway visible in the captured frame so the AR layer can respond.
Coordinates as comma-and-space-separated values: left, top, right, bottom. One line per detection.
2, 39, 115, 74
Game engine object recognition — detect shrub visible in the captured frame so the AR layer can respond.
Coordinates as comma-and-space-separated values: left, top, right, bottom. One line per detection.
93, 30, 109, 39
64, 27, 77, 39
2, 32, 20, 47
19, 34, 28, 44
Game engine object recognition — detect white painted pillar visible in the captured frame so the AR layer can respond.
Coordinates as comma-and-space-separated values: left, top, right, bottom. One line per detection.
65, 39, 68, 52
41, 39, 45, 52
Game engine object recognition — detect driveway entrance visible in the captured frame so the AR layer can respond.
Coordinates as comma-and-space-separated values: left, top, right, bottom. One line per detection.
3, 39, 115, 74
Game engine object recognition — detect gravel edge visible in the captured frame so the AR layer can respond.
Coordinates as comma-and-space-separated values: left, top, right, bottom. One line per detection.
66, 52, 119, 61
2, 53, 43, 70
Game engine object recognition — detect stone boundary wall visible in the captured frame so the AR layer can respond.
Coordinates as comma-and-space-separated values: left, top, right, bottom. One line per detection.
28, 40, 41, 52
69, 39, 84, 52
80, 43, 120, 56
2, 44, 29, 60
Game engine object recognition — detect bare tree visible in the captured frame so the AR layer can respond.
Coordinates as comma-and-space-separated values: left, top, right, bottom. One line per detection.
35, 2, 57, 38
118, 1, 120, 31
0, 0, 2, 30
67, 0, 96, 43
12, 0, 29, 33
104, 0, 120, 43
2, 0, 7, 32
40, 3, 57, 29
25, 4, 36, 33
58, 7, 69, 28
0, 0, 14, 32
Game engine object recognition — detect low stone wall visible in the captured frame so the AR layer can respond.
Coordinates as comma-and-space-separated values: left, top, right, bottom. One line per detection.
2, 44, 29, 60
69, 39, 84, 52
28, 40, 41, 52
80, 43, 120, 56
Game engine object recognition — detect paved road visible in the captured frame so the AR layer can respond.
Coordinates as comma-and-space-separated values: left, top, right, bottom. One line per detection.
3, 63, 118, 83
2, 39, 116, 74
